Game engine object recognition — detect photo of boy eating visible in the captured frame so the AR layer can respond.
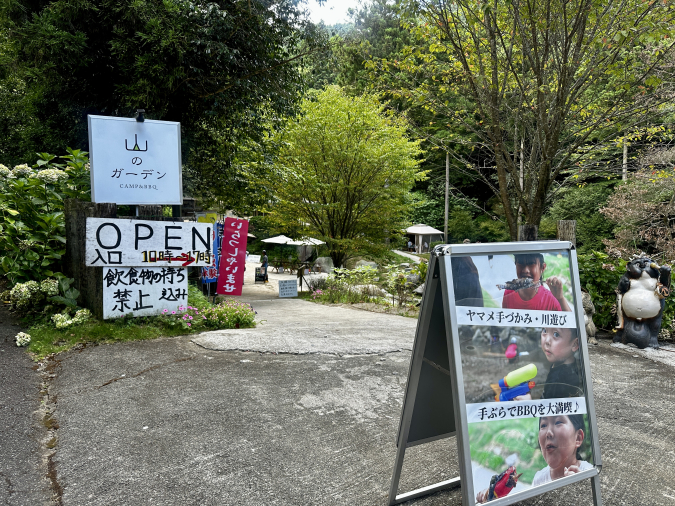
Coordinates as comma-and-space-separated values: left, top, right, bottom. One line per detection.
502, 253, 571, 312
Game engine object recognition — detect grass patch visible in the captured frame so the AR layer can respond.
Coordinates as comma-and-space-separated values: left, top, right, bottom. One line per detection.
26, 317, 193, 359
24, 284, 257, 360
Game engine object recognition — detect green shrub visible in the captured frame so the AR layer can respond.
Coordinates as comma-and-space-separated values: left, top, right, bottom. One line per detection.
384, 266, 412, 306
577, 251, 626, 329
201, 299, 256, 329
0, 150, 90, 285
312, 265, 385, 304
187, 284, 211, 311
412, 260, 428, 283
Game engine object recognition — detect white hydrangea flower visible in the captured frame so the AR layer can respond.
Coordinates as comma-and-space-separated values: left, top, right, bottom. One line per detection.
0, 164, 10, 178
12, 164, 33, 177
72, 309, 92, 324
10, 280, 40, 302
40, 279, 59, 296
10, 281, 42, 310
52, 313, 73, 329
36, 168, 68, 184
15, 332, 31, 347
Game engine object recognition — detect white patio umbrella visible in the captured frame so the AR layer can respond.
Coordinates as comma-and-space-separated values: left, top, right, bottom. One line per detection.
261, 235, 295, 244
287, 237, 325, 246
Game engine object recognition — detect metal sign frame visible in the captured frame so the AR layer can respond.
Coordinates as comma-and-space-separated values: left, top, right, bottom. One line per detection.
389, 241, 602, 506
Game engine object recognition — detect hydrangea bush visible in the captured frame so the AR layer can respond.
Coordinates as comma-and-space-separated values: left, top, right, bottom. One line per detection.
10, 280, 42, 311
51, 308, 92, 329
36, 168, 68, 184
0, 149, 90, 284
8, 277, 67, 314
12, 164, 33, 178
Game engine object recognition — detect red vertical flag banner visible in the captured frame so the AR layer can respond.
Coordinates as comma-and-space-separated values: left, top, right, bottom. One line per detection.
216, 218, 249, 296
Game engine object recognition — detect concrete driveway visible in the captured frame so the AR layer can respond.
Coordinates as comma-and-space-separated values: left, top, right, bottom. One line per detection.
42, 289, 675, 506
4, 260, 675, 506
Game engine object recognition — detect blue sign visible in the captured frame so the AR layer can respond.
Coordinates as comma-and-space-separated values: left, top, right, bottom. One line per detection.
201, 223, 223, 283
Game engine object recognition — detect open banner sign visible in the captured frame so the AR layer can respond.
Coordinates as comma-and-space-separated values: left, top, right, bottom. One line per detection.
85, 218, 212, 267
389, 242, 602, 506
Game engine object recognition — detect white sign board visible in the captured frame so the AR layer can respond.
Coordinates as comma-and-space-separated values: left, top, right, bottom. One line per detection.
88, 115, 182, 204
86, 218, 212, 267
278, 279, 298, 298
247, 254, 261, 263
102, 266, 188, 318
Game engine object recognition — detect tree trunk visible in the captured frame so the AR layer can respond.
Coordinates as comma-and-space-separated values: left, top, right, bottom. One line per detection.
444, 151, 449, 243
518, 224, 538, 241
137, 205, 163, 220
64, 199, 117, 319
557, 220, 576, 246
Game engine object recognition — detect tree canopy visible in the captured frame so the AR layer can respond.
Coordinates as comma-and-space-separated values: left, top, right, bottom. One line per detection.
266, 86, 425, 267
367, 0, 675, 239
1, 0, 325, 211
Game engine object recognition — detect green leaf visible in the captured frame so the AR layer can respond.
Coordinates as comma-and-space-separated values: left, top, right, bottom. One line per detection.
49, 295, 78, 308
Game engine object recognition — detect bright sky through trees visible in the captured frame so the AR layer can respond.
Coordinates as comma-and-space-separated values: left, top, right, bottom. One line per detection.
307, 0, 360, 25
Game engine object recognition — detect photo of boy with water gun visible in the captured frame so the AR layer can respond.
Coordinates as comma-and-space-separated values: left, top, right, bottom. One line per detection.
492, 326, 581, 401
501, 253, 571, 312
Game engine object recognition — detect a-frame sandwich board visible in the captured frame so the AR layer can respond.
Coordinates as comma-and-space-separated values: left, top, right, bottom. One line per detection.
389, 242, 603, 506
387, 251, 461, 504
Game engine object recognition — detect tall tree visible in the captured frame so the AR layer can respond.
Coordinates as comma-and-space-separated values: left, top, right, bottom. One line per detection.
267, 86, 425, 267
368, 0, 675, 239
2, 0, 325, 211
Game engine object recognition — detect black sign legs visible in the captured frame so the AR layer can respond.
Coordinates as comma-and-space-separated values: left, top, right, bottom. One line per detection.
388, 255, 461, 505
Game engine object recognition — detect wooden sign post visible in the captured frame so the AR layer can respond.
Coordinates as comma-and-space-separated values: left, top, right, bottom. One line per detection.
389, 242, 602, 506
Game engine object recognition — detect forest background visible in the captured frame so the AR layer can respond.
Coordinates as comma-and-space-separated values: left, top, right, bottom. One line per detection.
3, 0, 675, 306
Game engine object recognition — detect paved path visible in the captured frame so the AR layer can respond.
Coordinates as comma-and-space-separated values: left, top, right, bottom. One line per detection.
3, 284, 675, 505
193, 299, 416, 355
393, 250, 422, 264
0, 305, 51, 506
47, 298, 675, 506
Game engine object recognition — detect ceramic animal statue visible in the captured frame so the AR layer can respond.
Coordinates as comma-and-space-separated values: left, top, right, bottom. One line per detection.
581, 289, 597, 345
615, 257, 671, 349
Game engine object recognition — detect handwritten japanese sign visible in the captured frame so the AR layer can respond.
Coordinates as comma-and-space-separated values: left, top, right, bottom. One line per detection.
216, 218, 249, 296
102, 266, 187, 318
88, 115, 182, 204
278, 279, 298, 298
86, 218, 212, 267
